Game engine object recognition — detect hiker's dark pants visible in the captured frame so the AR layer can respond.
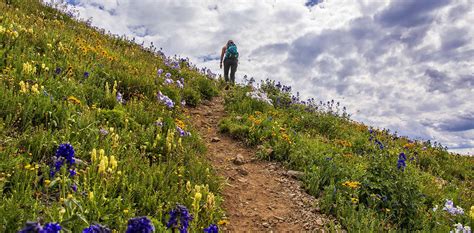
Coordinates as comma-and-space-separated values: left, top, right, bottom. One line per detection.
224, 58, 238, 84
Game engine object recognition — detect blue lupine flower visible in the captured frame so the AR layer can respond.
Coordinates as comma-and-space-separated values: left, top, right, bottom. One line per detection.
397, 158, 406, 171
82, 224, 111, 233
125, 216, 155, 233
157, 69, 163, 76
55, 67, 62, 74
398, 153, 406, 161
69, 169, 76, 177
165, 73, 171, 78
72, 184, 77, 192
56, 143, 75, 165
42, 223, 62, 233
204, 224, 218, 233
84, 72, 90, 78
166, 205, 193, 233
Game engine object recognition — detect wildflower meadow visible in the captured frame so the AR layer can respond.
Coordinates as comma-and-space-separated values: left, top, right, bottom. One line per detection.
0, 0, 473, 232
1, 0, 221, 231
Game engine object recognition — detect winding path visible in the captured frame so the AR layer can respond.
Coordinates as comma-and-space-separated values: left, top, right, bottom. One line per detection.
187, 95, 330, 232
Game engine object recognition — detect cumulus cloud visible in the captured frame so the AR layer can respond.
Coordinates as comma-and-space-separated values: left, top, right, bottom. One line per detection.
55, 0, 474, 153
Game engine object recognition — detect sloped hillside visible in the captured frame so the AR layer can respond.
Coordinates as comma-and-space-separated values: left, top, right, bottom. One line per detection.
219, 79, 473, 232
1, 0, 223, 231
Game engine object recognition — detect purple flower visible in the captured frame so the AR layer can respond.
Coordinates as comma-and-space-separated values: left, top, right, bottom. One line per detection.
83, 224, 111, 233
69, 169, 76, 177
157, 91, 174, 109
55, 67, 61, 74
176, 80, 183, 89
116, 92, 124, 104
56, 143, 75, 165
99, 128, 109, 136
443, 199, 464, 215
157, 69, 163, 76
164, 78, 174, 85
166, 205, 193, 233
19, 222, 62, 233
165, 73, 171, 78
72, 184, 77, 192
176, 126, 190, 137
84, 72, 90, 78
126, 216, 155, 233
204, 224, 218, 233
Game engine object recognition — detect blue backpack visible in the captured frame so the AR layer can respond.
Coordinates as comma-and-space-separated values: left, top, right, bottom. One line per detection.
225, 44, 239, 59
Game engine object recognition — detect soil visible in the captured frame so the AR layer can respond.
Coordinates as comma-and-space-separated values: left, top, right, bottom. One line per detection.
187, 95, 331, 232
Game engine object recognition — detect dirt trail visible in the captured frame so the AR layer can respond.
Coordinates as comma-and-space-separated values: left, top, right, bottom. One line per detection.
188, 95, 330, 232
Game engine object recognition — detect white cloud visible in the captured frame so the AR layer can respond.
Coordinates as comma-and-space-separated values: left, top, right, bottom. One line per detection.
53, 0, 474, 154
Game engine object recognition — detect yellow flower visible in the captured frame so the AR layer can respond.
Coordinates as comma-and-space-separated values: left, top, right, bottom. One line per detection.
67, 193, 73, 199
123, 209, 129, 214
19, 81, 28, 93
351, 197, 359, 204
0, 26, 5, 33
24, 164, 32, 170
109, 156, 118, 170
67, 96, 81, 105
88, 192, 94, 200
206, 192, 215, 210
30, 84, 40, 94
91, 148, 97, 163
342, 181, 361, 189
218, 219, 229, 226
22, 62, 36, 75
44, 179, 51, 186
98, 159, 106, 174
470, 206, 474, 219
99, 149, 105, 160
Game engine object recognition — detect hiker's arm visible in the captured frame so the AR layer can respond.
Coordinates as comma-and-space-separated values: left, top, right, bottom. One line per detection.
220, 46, 226, 68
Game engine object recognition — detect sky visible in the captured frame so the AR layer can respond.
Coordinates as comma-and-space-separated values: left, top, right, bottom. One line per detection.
50, 0, 473, 154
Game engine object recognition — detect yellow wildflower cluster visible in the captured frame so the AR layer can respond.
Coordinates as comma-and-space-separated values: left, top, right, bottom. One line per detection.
342, 181, 361, 189
24, 163, 40, 171
335, 139, 352, 148
281, 132, 292, 144
92, 148, 118, 174
248, 115, 262, 125
22, 62, 36, 75
19, 81, 42, 94
67, 96, 81, 105
205, 192, 215, 211
403, 143, 416, 149
175, 119, 185, 129
0, 24, 19, 38
470, 206, 474, 219
75, 38, 115, 62
165, 128, 176, 152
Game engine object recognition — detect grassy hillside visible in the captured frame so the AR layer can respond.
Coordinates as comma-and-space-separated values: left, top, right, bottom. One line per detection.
220, 79, 473, 232
0, 0, 223, 232
1, 0, 473, 232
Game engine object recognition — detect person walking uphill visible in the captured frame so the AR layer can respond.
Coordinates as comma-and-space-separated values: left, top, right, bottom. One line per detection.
220, 40, 239, 84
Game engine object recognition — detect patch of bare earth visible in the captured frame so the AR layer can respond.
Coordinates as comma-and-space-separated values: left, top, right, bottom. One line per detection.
187, 95, 331, 232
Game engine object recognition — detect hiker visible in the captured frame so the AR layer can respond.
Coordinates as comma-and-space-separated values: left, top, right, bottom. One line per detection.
220, 40, 239, 84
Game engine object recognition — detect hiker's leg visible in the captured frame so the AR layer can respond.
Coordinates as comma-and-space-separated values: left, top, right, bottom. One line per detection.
230, 60, 238, 84
223, 59, 230, 82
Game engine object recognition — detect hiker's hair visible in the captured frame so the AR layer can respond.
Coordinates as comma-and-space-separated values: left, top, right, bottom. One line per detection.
227, 40, 234, 46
